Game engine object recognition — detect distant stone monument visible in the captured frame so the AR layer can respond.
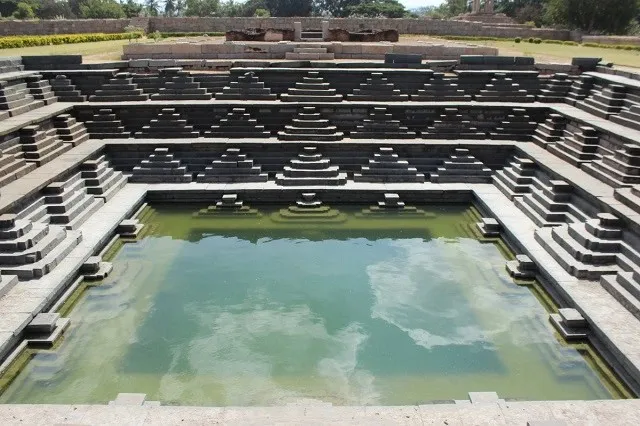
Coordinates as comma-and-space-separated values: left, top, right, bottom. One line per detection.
457, 0, 517, 25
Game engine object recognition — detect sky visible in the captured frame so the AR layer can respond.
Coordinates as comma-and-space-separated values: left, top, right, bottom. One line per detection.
400, 0, 444, 9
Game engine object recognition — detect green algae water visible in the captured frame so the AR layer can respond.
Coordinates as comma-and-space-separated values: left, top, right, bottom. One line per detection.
0, 204, 624, 405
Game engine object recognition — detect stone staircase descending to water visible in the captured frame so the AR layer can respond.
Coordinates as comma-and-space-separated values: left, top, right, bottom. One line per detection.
276, 146, 347, 186
513, 179, 591, 227
0, 214, 82, 280
17, 172, 105, 230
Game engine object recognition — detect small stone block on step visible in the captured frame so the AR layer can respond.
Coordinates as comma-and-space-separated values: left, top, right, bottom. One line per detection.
81, 256, 101, 273
468, 391, 500, 404
26, 313, 60, 334
558, 308, 587, 328
110, 393, 147, 406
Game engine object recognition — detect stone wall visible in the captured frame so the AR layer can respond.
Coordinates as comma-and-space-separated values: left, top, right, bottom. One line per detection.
1, 17, 571, 40
582, 35, 640, 46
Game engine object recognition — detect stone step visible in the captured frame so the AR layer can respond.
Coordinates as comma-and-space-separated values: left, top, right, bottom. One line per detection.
600, 274, 640, 320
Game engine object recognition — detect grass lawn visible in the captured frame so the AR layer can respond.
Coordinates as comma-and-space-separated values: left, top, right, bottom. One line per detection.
0, 39, 146, 62
402, 35, 640, 68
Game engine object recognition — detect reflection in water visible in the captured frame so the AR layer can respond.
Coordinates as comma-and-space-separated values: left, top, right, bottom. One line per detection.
0, 205, 616, 405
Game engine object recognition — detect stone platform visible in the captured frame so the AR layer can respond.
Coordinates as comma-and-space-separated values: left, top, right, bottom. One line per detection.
122, 40, 497, 61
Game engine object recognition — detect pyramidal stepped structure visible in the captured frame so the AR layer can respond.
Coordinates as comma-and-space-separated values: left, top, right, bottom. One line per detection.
215, 71, 277, 100
204, 108, 270, 138
278, 107, 343, 141
197, 148, 268, 183
129, 147, 192, 183
276, 146, 347, 186
280, 72, 343, 102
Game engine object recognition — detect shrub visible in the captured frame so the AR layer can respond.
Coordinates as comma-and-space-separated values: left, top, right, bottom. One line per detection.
534, 38, 542, 44
0, 32, 143, 49
528, 37, 534, 43
515, 37, 521, 43
152, 30, 162, 41
13, 2, 35, 19
524, 21, 536, 28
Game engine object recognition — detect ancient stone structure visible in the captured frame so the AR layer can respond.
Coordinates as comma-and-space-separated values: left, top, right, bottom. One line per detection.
2, 53, 640, 423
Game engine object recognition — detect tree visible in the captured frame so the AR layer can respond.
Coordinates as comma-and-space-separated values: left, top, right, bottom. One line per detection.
545, 0, 639, 33
145, 0, 159, 16
79, 0, 125, 17
265, 0, 312, 16
346, 0, 408, 18
37, 0, 74, 18
120, 0, 142, 17
313, 0, 361, 17
445, 0, 469, 16
13, 1, 35, 18
184, 0, 219, 16
165, 0, 176, 15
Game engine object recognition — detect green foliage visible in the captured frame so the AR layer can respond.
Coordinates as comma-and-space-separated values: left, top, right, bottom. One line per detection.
313, 0, 361, 17
13, 1, 35, 18
37, 0, 74, 19
346, 0, 408, 18
545, 0, 639, 34
0, 31, 142, 49
120, 0, 142, 17
534, 38, 542, 43
184, 0, 219, 16
254, 7, 268, 16
79, 0, 125, 18
515, 37, 521, 43
144, 0, 159, 16
265, 0, 311, 16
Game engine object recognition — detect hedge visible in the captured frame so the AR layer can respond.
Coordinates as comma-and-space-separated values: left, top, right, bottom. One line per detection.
0, 32, 143, 49
436, 35, 640, 51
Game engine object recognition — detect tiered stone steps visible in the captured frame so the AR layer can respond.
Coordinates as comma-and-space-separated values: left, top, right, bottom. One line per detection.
280, 72, 343, 102
278, 107, 343, 141
531, 113, 566, 148
346, 72, 408, 101
350, 107, 415, 139
582, 144, 640, 188
423, 107, 485, 139
80, 155, 127, 201
514, 179, 590, 227
49, 75, 86, 102
18, 172, 104, 230
275, 146, 347, 186
537, 73, 573, 102
576, 84, 627, 118
214, 71, 277, 100
614, 186, 640, 214
548, 126, 601, 166
129, 147, 192, 183
52, 114, 89, 146
491, 108, 538, 141
475, 73, 535, 102
354, 146, 425, 183
271, 193, 347, 223
0, 79, 44, 118
204, 108, 270, 138
492, 156, 538, 200
19, 125, 72, 166
0, 148, 36, 187
150, 68, 211, 100
135, 108, 199, 138
565, 75, 594, 105
285, 47, 334, 60
0, 214, 82, 280
611, 105, 640, 131
411, 73, 471, 101
83, 108, 129, 139
89, 72, 148, 102
25, 74, 57, 105
430, 148, 492, 183
534, 213, 633, 280
196, 148, 268, 183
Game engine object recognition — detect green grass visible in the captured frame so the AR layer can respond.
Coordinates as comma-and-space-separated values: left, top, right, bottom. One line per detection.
402, 35, 640, 68
474, 39, 640, 68
0, 39, 144, 62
